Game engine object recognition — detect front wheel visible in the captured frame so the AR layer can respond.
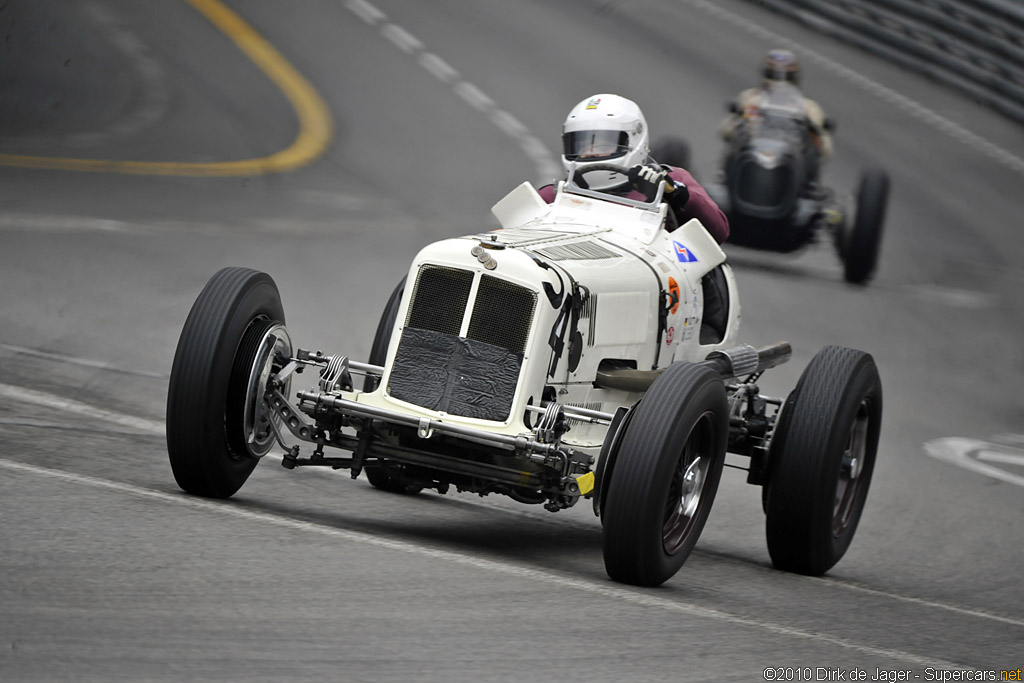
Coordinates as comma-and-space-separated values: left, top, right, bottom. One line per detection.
166, 267, 288, 498
764, 345, 883, 575
842, 168, 889, 284
601, 363, 728, 587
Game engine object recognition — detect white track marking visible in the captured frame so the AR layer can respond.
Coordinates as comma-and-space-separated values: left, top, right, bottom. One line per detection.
807, 576, 1024, 629
0, 383, 165, 435
345, 0, 385, 25
0, 212, 138, 233
1, 377, 1020, 630
421, 477, 1024, 629
417, 53, 459, 84
976, 450, 1024, 467
0, 457, 983, 669
379, 23, 423, 54
680, 0, 1024, 176
0, 343, 167, 379
924, 437, 1024, 488
339, 1, 561, 183
453, 81, 495, 112
905, 285, 994, 309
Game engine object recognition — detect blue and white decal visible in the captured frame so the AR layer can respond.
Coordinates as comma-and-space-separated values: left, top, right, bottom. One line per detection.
673, 241, 699, 263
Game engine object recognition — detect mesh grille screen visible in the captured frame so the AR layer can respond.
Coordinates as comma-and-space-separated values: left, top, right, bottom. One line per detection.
406, 265, 473, 335
467, 275, 536, 356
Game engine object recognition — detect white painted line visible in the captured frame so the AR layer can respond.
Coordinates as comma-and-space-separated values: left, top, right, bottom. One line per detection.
345, 0, 385, 26
808, 576, 1024, 629
339, 0, 559, 184
453, 81, 495, 113
924, 437, 1024, 488
0, 456, 981, 670
0, 383, 165, 435
418, 53, 460, 84
975, 450, 1024, 467
490, 110, 528, 138
380, 23, 423, 54
680, 0, 1024, 177
0, 343, 168, 379
905, 284, 993, 309
0, 212, 137, 233
2, 378, 1019, 631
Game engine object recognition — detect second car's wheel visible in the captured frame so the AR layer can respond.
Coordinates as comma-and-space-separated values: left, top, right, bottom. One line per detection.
362, 277, 422, 495
650, 136, 692, 170
764, 345, 883, 575
166, 267, 287, 499
601, 363, 728, 587
842, 168, 890, 284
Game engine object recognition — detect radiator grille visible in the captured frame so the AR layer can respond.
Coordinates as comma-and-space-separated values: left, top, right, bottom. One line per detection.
735, 160, 793, 210
405, 265, 473, 335
467, 275, 536, 356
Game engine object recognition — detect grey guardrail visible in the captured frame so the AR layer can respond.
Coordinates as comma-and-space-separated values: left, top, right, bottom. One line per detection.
749, 0, 1024, 125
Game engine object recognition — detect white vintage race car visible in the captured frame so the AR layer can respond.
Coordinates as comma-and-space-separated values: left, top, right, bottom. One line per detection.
166, 165, 883, 587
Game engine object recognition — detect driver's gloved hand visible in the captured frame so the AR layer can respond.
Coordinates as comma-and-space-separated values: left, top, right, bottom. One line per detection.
628, 164, 688, 206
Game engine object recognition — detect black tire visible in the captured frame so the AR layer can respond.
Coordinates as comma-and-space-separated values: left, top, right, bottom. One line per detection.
602, 363, 728, 586
765, 345, 883, 575
842, 168, 889, 284
362, 277, 421, 495
650, 136, 692, 170
166, 267, 285, 498
363, 276, 405, 392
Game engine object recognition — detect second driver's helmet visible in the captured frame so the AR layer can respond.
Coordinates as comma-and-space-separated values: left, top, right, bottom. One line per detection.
763, 49, 801, 85
561, 94, 650, 191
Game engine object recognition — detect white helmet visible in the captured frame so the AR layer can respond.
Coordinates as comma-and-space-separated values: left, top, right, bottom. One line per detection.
561, 94, 650, 190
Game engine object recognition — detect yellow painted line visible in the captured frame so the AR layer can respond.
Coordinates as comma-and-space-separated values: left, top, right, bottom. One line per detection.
0, 0, 332, 176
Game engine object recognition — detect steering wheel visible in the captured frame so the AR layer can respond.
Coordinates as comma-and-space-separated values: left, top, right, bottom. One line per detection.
571, 162, 678, 231
571, 162, 632, 190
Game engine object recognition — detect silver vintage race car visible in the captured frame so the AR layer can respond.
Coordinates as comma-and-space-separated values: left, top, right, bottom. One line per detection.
166, 166, 883, 587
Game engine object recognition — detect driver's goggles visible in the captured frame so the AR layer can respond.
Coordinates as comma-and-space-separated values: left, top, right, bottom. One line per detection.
562, 130, 629, 161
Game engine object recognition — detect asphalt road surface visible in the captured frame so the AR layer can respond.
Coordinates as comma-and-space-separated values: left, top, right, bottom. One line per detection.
1, 0, 1022, 681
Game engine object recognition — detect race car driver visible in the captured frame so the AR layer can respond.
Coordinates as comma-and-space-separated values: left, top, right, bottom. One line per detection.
720, 49, 833, 161
537, 93, 729, 245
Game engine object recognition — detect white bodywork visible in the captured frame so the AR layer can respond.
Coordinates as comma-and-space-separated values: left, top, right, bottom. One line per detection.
346, 181, 740, 450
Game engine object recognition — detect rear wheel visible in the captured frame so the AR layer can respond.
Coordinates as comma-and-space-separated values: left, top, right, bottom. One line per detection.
602, 363, 728, 586
765, 345, 883, 575
842, 168, 889, 284
362, 277, 422, 495
166, 267, 287, 498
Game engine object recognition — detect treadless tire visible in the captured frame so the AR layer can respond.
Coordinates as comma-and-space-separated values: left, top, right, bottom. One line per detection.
602, 363, 728, 587
166, 267, 285, 498
842, 168, 889, 284
362, 277, 421, 495
765, 345, 883, 575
